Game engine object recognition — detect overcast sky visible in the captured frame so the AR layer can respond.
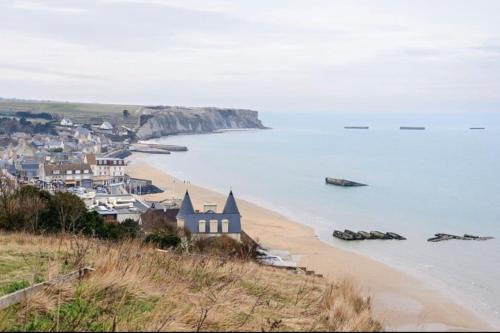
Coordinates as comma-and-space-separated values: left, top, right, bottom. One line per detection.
1, 0, 499, 113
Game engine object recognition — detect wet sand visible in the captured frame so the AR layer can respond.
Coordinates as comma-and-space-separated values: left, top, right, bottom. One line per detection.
127, 153, 491, 331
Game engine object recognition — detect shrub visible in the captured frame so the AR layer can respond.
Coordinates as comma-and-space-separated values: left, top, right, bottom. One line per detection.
193, 235, 257, 260
120, 218, 141, 239
4, 279, 30, 294
143, 232, 181, 249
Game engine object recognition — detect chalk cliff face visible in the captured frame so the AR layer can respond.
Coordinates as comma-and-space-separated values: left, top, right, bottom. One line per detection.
136, 106, 266, 139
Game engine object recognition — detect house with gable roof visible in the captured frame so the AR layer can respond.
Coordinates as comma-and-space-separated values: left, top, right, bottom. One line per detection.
176, 190, 242, 241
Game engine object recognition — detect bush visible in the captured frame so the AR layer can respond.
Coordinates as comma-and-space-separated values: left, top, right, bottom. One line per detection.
193, 236, 257, 260
143, 232, 181, 249
0, 180, 142, 242
120, 218, 141, 239
4, 279, 30, 294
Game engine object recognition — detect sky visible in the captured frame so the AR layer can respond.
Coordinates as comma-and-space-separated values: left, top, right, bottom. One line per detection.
0, 0, 500, 113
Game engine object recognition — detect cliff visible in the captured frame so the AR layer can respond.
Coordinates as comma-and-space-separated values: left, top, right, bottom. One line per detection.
136, 106, 266, 139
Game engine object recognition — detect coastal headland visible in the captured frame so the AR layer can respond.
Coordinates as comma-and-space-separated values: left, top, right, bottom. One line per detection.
126, 154, 491, 331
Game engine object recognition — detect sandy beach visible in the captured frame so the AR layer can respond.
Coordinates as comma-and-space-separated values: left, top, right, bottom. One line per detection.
126, 153, 491, 331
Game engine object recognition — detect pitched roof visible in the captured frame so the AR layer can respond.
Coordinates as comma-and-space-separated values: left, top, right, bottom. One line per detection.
176, 191, 195, 218
222, 191, 240, 215
43, 163, 92, 175
85, 153, 96, 165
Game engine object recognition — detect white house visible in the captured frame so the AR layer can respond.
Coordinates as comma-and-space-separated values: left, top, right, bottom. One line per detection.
60, 118, 73, 127
84, 154, 125, 185
47, 140, 64, 151
74, 126, 93, 143
99, 121, 113, 131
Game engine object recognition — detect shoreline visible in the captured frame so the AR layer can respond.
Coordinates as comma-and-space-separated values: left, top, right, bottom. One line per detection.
126, 153, 492, 331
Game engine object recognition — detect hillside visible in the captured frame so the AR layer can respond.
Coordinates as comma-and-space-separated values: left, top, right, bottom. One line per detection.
0, 232, 382, 332
0, 99, 266, 138
0, 98, 141, 128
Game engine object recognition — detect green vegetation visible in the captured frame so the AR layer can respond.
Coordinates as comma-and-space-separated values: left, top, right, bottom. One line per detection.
0, 181, 140, 241
0, 117, 57, 135
0, 98, 141, 127
143, 232, 181, 249
0, 233, 382, 331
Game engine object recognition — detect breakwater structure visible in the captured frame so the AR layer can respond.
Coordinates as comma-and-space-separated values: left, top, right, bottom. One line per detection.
400, 126, 425, 130
325, 177, 367, 187
344, 126, 369, 129
129, 143, 189, 155
470, 127, 485, 130
427, 233, 494, 242
333, 229, 406, 241
141, 143, 188, 152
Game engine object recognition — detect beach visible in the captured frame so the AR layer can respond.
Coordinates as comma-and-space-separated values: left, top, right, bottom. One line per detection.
127, 153, 491, 331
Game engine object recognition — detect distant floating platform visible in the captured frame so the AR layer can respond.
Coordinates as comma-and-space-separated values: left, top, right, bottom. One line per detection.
400, 126, 425, 130
325, 177, 367, 187
344, 126, 369, 129
470, 127, 485, 130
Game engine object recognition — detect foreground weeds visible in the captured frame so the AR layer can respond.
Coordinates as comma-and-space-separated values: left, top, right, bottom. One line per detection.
0, 232, 382, 331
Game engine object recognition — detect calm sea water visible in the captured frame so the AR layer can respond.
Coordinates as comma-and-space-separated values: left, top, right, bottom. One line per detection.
142, 112, 500, 325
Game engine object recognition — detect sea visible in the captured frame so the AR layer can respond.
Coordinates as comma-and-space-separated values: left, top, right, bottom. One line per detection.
141, 111, 500, 326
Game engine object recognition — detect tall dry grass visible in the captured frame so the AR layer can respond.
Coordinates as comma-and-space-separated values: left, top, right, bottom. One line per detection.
0, 232, 382, 331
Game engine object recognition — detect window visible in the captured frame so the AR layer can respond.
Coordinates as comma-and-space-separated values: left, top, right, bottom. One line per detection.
66, 170, 72, 174
222, 219, 229, 233
75, 170, 81, 174
53, 170, 60, 175
209, 220, 218, 233
198, 220, 206, 233
84, 170, 89, 174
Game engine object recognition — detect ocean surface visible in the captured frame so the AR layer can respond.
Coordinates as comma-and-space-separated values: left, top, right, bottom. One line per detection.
142, 112, 500, 326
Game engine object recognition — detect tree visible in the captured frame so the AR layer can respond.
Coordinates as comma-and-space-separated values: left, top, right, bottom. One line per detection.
120, 218, 141, 239
0, 176, 22, 230
48, 192, 87, 233
122, 109, 130, 118
17, 186, 47, 233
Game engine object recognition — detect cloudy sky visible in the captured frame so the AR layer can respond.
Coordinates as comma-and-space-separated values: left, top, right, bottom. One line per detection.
1, 0, 499, 113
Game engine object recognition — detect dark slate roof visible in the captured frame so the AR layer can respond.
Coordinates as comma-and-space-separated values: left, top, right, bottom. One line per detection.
223, 191, 240, 215
176, 191, 195, 218
21, 163, 39, 171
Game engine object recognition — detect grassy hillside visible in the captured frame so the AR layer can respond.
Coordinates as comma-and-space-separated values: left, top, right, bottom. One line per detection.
0, 99, 142, 127
0, 233, 382, 332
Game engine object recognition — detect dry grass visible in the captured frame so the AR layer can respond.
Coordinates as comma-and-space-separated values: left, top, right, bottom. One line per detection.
0, 232, 382, 332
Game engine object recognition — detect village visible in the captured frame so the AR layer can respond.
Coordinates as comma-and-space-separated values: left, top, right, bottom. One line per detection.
0, 112, 264, 248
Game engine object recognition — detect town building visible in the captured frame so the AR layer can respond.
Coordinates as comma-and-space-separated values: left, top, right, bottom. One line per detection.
46, 140, 64, 152
176, 191, 242, 241
85, 154, 125, 185
18, 159, 39, 181
60, 118, 73, 127
74, 126, 93, 143
40, 163, 93, 188
91, 193, 149, 223
99, 121, 113, 131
